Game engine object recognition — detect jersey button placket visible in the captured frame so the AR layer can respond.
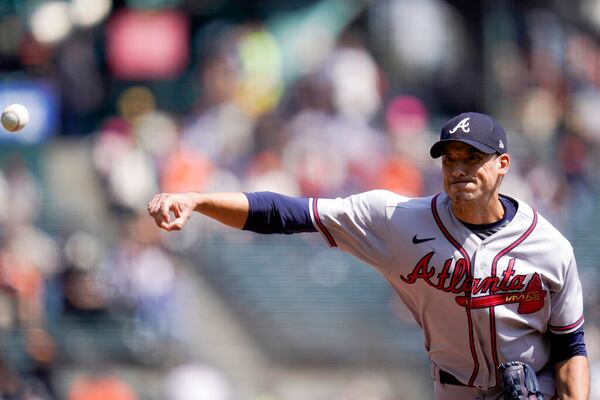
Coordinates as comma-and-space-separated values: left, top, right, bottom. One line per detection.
472, 246, 493, 389
475, 256, 484, 323
478, 247, 498, 390
473, 247, 490, 323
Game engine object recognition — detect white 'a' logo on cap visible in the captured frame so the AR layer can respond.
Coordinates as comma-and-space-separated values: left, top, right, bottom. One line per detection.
449, 117, 470, 134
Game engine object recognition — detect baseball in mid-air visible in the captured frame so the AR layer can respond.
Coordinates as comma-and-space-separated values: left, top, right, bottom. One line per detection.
1, 104, 29, 132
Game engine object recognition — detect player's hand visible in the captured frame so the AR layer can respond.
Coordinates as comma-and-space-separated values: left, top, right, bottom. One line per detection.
147, 192, 197, 231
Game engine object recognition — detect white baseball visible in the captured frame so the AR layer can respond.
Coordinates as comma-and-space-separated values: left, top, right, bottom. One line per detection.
1, 104, 29, 132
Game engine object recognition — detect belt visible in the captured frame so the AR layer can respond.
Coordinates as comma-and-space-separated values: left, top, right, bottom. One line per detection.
439, 369, 467, 386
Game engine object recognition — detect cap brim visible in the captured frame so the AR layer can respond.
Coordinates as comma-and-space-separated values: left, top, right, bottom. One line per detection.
430, 138, 497, 158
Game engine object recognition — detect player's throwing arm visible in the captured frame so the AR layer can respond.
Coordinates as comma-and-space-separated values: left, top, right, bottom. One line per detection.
147, 192, 250, 231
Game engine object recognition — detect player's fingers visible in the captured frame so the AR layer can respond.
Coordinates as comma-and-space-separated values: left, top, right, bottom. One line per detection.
173, 202, 182, 218
165, 205, 193, 231
148, 193, 164, 214
159, 220, 172, 231
164, 216, 187, 231
153, 213, 167, 229
160, 197, 173, 222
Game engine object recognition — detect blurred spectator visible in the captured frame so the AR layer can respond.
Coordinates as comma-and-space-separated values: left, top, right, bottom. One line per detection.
160, 147, 213, 193
244, 151, 300, 195
99, 214, 180, 363
0, 355, 21, 399
133, 111, 180, 162
61, 265, 107, 318
22, 328, 57, 399
2, 155, 42, 225
0, 224, 59, 399
0, 222, 59, 334
326, 45, 381, 124
56, 35, 105, 135
557, 132, 591, 188
92, 115, 159, 213
182, 41, 255, 172
281, 101, 386, 196
384, 96, 428, 140
369, 0, 467, 86
374, 156, 423, 197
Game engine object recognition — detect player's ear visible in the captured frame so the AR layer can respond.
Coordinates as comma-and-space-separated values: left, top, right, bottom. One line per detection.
497, 153, 510, 175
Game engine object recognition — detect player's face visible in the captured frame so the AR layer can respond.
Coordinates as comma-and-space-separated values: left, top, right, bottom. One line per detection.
441, 142, 510, 203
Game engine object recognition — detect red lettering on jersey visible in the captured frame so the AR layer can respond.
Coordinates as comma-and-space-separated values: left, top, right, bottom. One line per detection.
472, 276, 500, 295
402, 254, 545, 313
509, 274, 526, 290
436, 258, 452, 290
449, 258, 469, 293
499, 258, 525, 291
400, 252, 436, 286
455, 273, 546, 314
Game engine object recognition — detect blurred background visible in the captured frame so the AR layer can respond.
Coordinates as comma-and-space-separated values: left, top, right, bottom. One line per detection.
1, 0, 600, 398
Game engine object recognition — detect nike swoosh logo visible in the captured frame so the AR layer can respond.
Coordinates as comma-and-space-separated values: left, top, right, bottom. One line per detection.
412, 234, 435, 244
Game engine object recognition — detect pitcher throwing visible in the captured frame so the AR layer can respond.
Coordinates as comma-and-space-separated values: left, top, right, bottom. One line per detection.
148, 112, 589, 399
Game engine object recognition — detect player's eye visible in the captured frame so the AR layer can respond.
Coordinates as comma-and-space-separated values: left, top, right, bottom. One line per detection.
468, 154, 483, 163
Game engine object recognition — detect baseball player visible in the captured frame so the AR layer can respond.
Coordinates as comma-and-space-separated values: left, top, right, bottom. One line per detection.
147, 112, 589, 399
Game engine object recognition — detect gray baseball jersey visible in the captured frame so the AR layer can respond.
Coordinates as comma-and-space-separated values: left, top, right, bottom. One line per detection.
308, 190, 584, 396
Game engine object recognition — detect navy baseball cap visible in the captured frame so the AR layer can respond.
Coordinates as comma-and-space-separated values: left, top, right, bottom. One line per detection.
430, 112, 507, 158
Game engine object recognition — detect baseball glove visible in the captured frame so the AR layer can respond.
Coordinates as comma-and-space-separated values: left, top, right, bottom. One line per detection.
498, 361, 544, 400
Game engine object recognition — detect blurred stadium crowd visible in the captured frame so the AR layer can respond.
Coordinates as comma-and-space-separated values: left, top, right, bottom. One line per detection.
2, 0, 600, 399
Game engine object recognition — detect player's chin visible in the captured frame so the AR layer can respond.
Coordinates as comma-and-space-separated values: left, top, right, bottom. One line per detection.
447, 189, 477, 203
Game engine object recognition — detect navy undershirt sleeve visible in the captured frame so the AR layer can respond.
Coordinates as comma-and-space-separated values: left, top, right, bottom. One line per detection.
550, 326, 587, 363
243, 192, 317, 234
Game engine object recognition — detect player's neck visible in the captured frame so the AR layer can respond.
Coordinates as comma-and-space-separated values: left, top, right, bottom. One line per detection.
451, 196, 504, 225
